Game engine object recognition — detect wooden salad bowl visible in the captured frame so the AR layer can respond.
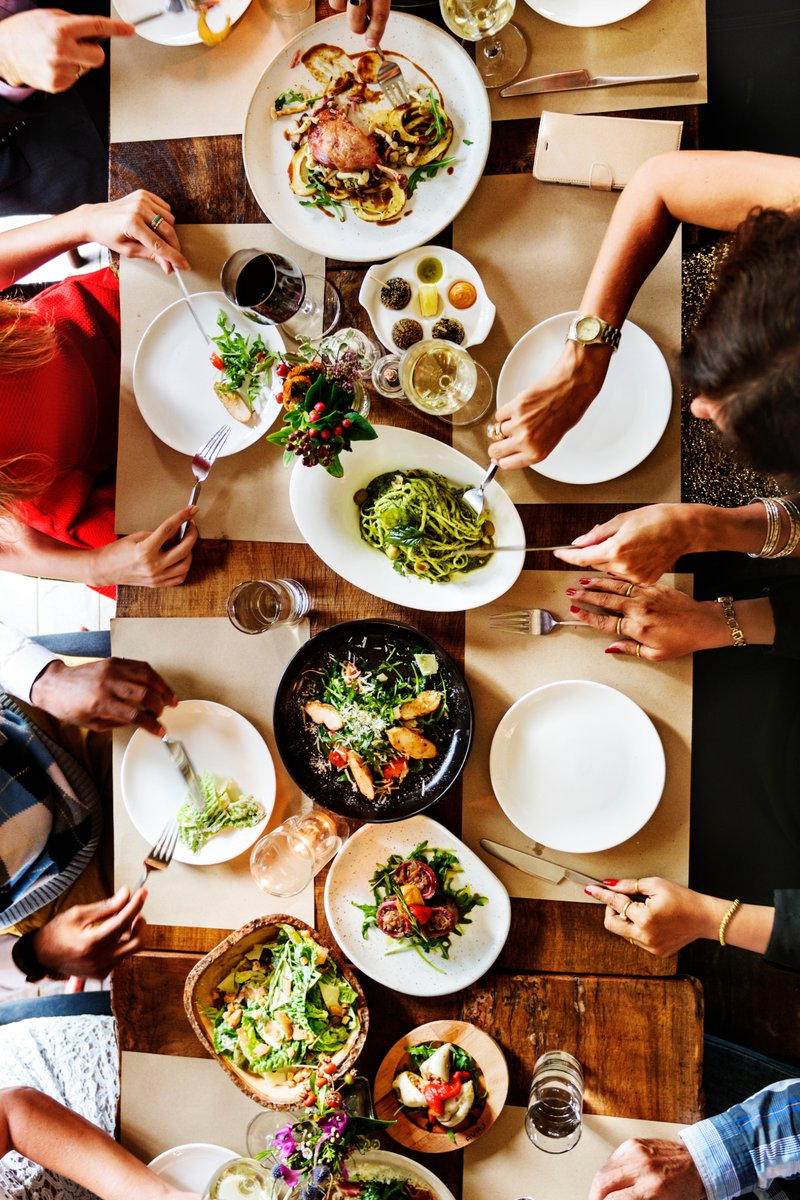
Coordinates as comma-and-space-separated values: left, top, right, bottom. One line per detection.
184, 913, 369, 1108
374, 1019, 508, 1153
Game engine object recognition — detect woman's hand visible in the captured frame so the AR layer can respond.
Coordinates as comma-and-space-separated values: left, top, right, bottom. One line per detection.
583, 877, 720, 957
90, 506, 198, 588
327, 0, 390, 48
565, 576, 730, 661
77, 190, 190, 274
553, 503, 708, 583
488, 342, 613, 471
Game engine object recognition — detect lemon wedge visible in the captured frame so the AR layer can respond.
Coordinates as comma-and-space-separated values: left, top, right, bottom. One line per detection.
418, 283, 440, 318
198, 7, 231, 44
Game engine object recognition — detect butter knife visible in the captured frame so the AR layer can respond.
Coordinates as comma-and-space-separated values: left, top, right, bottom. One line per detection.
500, 69, 699, 99
480, 838, 602, 890
163, 735, 205, 812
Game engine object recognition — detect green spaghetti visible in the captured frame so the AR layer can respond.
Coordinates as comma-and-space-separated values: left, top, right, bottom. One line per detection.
355, 469, 494, 582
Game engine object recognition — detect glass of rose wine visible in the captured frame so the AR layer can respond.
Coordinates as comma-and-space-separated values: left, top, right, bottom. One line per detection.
220, 249, 341, 339
439, 0, 526, 89
379, 338, 495, 426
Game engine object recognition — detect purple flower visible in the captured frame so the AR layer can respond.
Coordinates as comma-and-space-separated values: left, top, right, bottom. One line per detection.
320, 1112, 348, 1139
275, 1127, 297, 1160
281, 1166, 303, 1187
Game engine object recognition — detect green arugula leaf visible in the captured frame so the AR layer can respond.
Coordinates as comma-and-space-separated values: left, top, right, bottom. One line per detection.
300, 172, 347, 221
407, 156, 457, 197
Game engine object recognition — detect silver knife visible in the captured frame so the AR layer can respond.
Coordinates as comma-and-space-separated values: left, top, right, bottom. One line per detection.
162, 735, 205, 811
500, 69, 699, 99
481, 838, 602, 890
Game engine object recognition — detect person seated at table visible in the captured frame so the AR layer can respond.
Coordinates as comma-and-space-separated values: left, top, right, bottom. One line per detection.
0, 617, 176, 981
489, 150, 800, 477
0, 188, 198, 594
590, 1078, 800, 1200
327, 0, 390, 49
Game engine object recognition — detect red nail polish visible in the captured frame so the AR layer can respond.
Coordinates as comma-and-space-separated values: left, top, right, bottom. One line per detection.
605, 647, 621, 654
565, 587, 577, 596
603, 879, 619, 886
583, 887, 594, 896
569, 605, 581, 614
579, 578, 590, 585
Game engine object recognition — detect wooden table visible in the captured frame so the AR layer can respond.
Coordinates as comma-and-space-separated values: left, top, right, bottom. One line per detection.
110, 13, 705, 1172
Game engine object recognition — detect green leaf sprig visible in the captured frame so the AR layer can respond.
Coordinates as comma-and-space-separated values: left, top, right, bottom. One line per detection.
407, 156, 457, 197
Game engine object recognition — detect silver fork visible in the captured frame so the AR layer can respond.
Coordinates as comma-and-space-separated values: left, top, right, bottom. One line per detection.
375, 47, 410, 107
133, 818, 180, 891
462, 461, 498, 517
178, 424, 230, 540
490, 608, 592, 635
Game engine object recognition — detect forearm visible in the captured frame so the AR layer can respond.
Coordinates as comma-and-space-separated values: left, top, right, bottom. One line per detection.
0, 207, 92, 289
0, 524, 102, 585
692, 894, 775, 954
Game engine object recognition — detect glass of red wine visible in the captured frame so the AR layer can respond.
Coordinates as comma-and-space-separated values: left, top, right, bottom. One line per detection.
220, 249, 341, 340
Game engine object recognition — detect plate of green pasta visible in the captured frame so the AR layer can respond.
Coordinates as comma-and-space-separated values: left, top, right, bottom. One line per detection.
289, 426, 525, 612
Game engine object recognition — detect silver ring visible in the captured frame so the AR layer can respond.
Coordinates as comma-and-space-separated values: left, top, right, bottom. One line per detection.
150, 213, 164, 232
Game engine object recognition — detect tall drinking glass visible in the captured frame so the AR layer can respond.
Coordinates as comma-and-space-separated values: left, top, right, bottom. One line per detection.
524, 1050, 583, 1154
250, 804, 348, 898
221, 249, 341, 339
379, 338, 494, 425
439, 0, 526, 89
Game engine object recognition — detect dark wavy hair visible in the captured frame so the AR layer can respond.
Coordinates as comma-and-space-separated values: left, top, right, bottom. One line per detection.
681, 207, 800, 480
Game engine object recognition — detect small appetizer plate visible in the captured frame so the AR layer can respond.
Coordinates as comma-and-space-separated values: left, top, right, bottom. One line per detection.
121, 699, 275, 866
375, 1019, 509, 1152
324, 814, 511, 998
133, 291, 284, 457
359, 245, 496, 352
148, 1144, 237, 1191
115, 0, 250, 47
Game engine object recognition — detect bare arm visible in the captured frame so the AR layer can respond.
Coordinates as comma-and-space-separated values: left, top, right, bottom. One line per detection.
0, 1088, 198, 1200
492, 150, 800, 470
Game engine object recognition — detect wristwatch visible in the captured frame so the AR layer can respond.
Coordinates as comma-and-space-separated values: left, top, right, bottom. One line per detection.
567, 314, 622, 352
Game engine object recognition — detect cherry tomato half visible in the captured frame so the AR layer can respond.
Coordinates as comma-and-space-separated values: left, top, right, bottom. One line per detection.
383, 756, 408, 781
328, 747, 348, 769
210, 352, 224, 371
276, 361, 290, 377
343, 662, 361, 686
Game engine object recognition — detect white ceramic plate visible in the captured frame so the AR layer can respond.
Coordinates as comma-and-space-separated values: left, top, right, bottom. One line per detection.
242, 12, 491, 262
148, 1144, 238, 1191
497, 312, 672, 484
289, 425, 525, 613
349, 1150, 457, 1200
522, 0, 651, 27
324, 815, 511, 997
117, 0, 250, 45
121, 699, 275, 866
359, 245, 496, 352
133, 291, 284, 457
489, 680, 665, 853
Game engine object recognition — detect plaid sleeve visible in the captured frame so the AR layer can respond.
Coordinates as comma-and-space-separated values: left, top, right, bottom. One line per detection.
680, 1080, 800, 1200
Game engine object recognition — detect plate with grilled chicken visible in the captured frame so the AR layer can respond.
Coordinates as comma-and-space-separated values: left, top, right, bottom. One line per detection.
242, 12, 491, 262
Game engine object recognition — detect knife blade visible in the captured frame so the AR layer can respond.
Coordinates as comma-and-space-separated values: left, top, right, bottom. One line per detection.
500, 69, 699, 99
162, 735, 205, 811
480, 838, 602, 890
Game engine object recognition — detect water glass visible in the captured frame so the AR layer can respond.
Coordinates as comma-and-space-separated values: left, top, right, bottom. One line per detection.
246, 1108, 304, 1158
524, 1050, 583, 1154
202, 1156, 273, 1200
250, 804, 348, 898
226, 579, 309, 635
319, 327, 380, 379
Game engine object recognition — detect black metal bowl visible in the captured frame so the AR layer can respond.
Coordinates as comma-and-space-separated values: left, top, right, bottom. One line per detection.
273, 619, 473, 823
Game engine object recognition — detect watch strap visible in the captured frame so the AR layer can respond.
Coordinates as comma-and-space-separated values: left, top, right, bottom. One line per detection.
568, 314, 622, 351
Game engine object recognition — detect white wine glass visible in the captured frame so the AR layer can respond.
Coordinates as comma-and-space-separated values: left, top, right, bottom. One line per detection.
438, 0, 526, 89
380, 338, 495, 426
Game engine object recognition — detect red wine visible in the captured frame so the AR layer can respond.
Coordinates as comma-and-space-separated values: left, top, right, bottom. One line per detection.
236, 254, 305, 324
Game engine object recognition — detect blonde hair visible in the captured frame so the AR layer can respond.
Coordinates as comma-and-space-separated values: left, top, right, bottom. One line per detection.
0, 296, 57, 372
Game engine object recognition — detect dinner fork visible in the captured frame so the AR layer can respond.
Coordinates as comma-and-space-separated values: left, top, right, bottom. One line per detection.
133, 818, 180, 891
462, 461, 498, 518
178, 424, 230, 540
490, 608, 592, 636
375, 47, 410, 107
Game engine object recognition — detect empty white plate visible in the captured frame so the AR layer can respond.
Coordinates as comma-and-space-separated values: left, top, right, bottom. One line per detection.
522, 0, 651, 27
148, 1144, 237, 1191
489, 680, 665, 853
496, 311, 672, 484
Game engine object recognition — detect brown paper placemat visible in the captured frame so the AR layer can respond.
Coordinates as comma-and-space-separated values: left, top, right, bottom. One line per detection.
462, 570, 691, 898
112, 616, 315, 928
120, 1051, 252, 1162
110, 0, 313, 143
465, 1106, 687, 1200
117, 225, 323, 540
452, 174, 681, 505
491, 0, 706, 123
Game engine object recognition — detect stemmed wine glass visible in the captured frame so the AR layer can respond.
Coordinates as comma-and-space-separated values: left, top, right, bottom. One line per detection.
438, 0, 526, 89
221, 249, 341, 340
373, 338, 495, 426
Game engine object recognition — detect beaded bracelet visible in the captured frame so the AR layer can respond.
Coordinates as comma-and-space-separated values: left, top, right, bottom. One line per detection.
717, 596, 747, 648
748, 497, 782, 558
719, 898, 741, 946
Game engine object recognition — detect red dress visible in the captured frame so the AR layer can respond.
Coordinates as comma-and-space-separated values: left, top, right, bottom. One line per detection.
2, 267, 120, 596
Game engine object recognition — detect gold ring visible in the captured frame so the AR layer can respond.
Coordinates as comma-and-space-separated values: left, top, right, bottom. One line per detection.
635, 879, 641, 894
615, 615, 624, 637
488, 421, 505, 443
150, 213, 164, 232
76, 64, 85, 78
620, 899, 633, 921
629, 938, 638, 947
624, 582, 636, 597
635, 642, 641, 658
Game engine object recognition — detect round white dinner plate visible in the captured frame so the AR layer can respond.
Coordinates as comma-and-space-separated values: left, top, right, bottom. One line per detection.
348, 1150, 457, 1200
359, 245, 496, 352
242, 12, 491, 262
289, 424, 525, 613
522, 0, 651, 27
133, 291, 284, 457
116, 0, 250, 45
489, 680, 665, 853
148, 1144, 238, 1190
325, 816, 510, 998
497, 312, 672, 484
122, 699, 275, 866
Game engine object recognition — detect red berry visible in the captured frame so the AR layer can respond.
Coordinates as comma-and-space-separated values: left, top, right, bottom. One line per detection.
308, 412, 318, 422
321, 429, 331, 440
309, 428, 320, 437
342, 418, 351, 428
314, 402, 326, 414
334, 426, 343, 436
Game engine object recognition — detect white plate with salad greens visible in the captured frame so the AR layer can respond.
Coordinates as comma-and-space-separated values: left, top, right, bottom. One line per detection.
133, 291, 285, 457
336, 1150, 457, 1200
121, 699, 275, 866
324, 815, 510, 997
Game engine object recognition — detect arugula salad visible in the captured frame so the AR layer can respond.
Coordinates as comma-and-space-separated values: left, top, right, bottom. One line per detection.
176, 772, 264, 853
205, 925, 362, 1078
209, 311, 281, 422
331, 1168, 435, 1200
355, 841, 487, 967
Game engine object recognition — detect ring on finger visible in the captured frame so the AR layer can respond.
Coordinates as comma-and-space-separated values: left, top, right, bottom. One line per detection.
615, 615, 624, 637
624, 582, 636, 597
620, 899, 633, 922
150, 213, 164, 232
635, 879, 641, 894
488, 420, 506, 443
635, 642, 642, 658
76, 64, 85, 79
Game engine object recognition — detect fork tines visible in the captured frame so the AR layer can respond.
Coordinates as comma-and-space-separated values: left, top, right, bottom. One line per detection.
197, 424, 230, 464
489, 610, 534, 634
146, 819, 180, 870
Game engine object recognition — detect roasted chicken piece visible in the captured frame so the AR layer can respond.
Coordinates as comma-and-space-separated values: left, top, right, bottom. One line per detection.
398, 690, 442, 720
387, 727, 437, 760
308, 105, 380, 172
346, 749, 375, 800
304, 701, 344, 731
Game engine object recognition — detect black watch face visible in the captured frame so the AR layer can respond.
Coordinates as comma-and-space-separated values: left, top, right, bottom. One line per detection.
576, 316, 602, 342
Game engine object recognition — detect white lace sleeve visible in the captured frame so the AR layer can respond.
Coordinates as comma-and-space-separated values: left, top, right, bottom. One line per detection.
0, 1013, 119, 1200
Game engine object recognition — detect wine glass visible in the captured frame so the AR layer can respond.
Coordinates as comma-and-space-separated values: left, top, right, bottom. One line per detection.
438, 0, 526, 89
379, 338, 495, 426
221, 249, 341, 340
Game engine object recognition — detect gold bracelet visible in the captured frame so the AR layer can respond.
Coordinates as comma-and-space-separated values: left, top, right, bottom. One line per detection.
719, 898, 741, 946
717, 596, 747, 648
774, 497, 800, 557
748, 497, 783, 558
